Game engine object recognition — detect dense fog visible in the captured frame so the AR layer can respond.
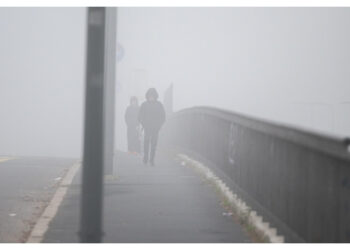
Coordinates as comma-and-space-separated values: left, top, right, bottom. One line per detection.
1, 7, 350, 158
0, 8, 86, 158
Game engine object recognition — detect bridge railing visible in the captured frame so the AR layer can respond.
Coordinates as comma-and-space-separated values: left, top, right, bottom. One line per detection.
160, 106, 350, 243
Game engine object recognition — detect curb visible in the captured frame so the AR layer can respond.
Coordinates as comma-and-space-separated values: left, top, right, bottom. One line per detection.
178, 154, 284, 243
26, 162, 81, 243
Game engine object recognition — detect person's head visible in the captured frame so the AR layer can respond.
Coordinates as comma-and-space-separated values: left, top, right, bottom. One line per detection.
145, 88, 159, 101
130, 96, 138, 106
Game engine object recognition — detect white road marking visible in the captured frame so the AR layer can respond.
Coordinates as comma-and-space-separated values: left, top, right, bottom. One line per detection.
26, 162, 80, 243
0, 157, 14, 163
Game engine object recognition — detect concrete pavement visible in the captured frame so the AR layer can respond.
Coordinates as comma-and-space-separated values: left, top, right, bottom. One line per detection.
43, 151, 251, 243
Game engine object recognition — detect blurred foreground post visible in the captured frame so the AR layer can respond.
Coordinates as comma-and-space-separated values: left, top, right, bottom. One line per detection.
80, 7, 117, 243
103, 8, 117, 176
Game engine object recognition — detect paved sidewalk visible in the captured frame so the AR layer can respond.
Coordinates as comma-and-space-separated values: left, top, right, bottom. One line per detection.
43, 151, 251, 243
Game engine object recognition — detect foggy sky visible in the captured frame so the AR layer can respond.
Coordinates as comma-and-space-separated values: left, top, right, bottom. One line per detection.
0, 8, 86, 157
116, 7, 350, 147
1, 7, 350, 157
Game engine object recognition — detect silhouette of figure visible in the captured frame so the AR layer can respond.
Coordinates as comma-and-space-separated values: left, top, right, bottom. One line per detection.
125, 96, 141, 154
138, 88, 166, 166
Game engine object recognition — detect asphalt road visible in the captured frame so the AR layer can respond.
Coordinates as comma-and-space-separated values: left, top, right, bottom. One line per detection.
0, 156, 76, 242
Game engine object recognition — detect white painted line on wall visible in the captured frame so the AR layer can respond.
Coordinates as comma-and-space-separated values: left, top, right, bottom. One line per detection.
26, 162, 81, 243
178, 154, 285, 243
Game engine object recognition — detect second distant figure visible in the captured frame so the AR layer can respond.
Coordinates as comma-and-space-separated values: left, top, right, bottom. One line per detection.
138, 88, 166, 166
125, 96, 141, 154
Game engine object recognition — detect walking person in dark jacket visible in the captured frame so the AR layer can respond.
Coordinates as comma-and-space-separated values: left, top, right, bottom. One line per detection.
138, 88, 166, 166
125, 96, 141, 154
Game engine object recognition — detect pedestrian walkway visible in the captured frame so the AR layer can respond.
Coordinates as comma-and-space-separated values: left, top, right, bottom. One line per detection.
43, 151, 251, 243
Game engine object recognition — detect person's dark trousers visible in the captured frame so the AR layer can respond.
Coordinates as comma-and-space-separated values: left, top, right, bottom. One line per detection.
127, 126, 140, 153
143, 129, 159, 164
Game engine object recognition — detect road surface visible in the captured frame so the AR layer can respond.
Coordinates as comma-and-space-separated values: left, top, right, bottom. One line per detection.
0, 156, 76, 242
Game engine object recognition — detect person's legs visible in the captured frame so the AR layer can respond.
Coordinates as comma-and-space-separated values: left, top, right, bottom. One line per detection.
135, 127, 141, 154
127, 127, 132, 152
130, 126, 139, 153
143, 130, 150, 164
150, 131, 159, 165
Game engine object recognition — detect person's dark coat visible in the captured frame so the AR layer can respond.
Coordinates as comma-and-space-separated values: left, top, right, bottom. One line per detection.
138, 100, 166, 133
125, 105, 140, 128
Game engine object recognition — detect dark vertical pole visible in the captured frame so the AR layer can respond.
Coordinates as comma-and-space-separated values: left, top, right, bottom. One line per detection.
80, 7, 106, 243
103, 8, 117, 176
